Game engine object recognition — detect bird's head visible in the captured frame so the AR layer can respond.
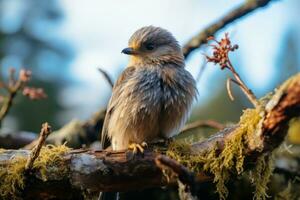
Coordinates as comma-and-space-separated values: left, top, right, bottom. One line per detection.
122, 26, 184, 66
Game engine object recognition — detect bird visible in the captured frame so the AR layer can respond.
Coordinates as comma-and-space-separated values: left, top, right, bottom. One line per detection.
101, 25, 197, 153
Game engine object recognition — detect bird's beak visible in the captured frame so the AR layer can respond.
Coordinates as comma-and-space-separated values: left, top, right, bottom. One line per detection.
121, 47, 136, 55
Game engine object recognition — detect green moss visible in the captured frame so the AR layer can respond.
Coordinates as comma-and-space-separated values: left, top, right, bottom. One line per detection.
250, 155, 274, 200
166, 108, 274, 200
202, 144, 230, 199
166, 141, 206, 173
0, 144, 70, 199
32, 144, 70, 181
0, 157, 27, 199
200, 107, 262, 199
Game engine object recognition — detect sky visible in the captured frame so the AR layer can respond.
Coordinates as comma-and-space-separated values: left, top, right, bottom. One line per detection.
55, 0, 299, 120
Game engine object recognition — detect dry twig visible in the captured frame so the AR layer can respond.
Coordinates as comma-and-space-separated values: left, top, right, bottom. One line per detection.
98, 68, 114, 88
25, 123, 52, 170
0, 69, 46, 123
226, 78, 235, 101
0, 82, 22, 121
0, 69, 30, 121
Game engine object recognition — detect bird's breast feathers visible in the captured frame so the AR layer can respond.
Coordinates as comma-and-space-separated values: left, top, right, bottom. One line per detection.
107, 65, 196, 150
116, 65, 196, 131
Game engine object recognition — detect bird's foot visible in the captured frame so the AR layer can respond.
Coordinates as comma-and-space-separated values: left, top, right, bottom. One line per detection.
128, 142, 147, 154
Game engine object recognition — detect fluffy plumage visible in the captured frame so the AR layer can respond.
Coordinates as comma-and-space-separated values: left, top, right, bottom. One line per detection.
101, 26, 197, 150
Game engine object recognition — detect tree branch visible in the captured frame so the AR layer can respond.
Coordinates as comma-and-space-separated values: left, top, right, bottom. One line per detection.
182, 0, 275, 58
180, 119, 225, 132
0, 74, 299, 199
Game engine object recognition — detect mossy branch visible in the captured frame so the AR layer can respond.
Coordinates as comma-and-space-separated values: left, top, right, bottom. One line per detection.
0, 74, 299, 199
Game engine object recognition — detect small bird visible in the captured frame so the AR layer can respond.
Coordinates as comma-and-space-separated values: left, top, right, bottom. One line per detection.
101, 26, 197, 153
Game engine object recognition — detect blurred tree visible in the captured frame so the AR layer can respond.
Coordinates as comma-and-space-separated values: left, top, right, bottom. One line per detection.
274, 30, 300, 87
0, 0, 74, 131
192, 58, 248, 121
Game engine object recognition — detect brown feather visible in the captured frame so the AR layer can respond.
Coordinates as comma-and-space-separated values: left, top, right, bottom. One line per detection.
100, 26, 197, 150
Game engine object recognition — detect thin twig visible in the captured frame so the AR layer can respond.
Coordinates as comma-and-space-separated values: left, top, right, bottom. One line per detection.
98, 68, 114, 88
181, 119, 225, 133
0, 69, 32, 123
226, 77, 244, 101
226, 78, 235, 101
183, 0, 275, 58
25, 123, 52, 170
8, 68, 16, 88
0, 81, 23, 122
155, 155, 196, 193
196, 60, 208, 83
227, 60, 259, 107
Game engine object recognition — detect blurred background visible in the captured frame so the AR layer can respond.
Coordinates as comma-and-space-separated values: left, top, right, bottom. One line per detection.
0, 0, 299, 132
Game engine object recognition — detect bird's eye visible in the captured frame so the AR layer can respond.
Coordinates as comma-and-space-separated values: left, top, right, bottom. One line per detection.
145, 43, 155, 51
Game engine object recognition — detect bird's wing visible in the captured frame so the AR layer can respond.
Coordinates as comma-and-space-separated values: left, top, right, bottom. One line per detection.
101, 66, 136, 149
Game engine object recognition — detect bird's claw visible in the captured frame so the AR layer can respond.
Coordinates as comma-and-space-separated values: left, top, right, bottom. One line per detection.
128, 142, 147, 154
